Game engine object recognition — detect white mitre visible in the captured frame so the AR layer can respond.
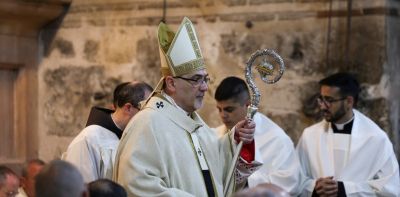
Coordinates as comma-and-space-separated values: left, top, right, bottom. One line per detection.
141, 17, 206, 107
157, 17, 205, 77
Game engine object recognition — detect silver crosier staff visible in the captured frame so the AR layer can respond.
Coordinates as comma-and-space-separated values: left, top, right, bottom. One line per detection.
224, 49, 285, 195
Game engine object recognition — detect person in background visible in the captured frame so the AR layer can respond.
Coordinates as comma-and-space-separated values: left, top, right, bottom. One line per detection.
0, 166, 19, 197
63, 81, 153, 182
88, 179, 127, 197
296, 72, 400, 196
214, 76, 302, 196
35, 160, 88, 197
16, 159, 45, 197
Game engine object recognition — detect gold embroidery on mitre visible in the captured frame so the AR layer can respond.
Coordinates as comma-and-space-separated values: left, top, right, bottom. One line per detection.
185, 22, 202, 59
173, 58, 205, 76
158, 17, 205, 77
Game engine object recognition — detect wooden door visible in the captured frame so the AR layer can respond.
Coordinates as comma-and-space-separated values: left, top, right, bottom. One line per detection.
0, 69, 19, 164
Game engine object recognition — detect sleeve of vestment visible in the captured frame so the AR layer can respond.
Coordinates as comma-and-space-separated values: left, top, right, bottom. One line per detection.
248, 136, 302, 196
342, 139, 400, 197
63, 133, 99, 183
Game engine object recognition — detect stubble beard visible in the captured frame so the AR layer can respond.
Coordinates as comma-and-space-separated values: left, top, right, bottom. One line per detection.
194, 96, 204, 110
323, 103, 347, 123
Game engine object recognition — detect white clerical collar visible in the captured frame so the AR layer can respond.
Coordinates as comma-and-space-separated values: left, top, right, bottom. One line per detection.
334, 115, 354, 130
161, 91, 192, 116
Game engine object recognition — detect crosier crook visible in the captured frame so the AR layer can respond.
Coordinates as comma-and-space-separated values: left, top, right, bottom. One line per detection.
224, 49, 285, 195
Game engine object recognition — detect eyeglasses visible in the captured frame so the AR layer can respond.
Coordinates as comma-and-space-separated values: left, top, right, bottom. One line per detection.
317, 95, 346, 107
174, 75, 211, 87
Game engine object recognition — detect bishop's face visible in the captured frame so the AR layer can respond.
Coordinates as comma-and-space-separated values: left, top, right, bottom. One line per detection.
172, 69, 209, 113
318, 85, 352, 124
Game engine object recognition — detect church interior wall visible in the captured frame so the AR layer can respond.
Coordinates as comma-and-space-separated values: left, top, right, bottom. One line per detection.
32, 0, 400, 161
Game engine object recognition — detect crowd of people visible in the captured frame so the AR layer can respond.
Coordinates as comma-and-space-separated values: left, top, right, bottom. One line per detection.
1, 17, 399, 197
0, 160, 127, 197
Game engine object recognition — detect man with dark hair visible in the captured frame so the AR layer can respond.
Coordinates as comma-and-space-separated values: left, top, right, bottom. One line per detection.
214, 76, 302, 196
0, 166, 19, 197
16, 159, 45, 197
88, 179, 127, 197
296, 72, 400, 196
35, 160, 88, 197
63, 81, 153, 182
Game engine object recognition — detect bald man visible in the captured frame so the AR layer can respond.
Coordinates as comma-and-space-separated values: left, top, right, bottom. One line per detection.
35, 160, 88, 197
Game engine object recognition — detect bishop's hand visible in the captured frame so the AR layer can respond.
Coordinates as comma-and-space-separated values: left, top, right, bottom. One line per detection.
234, 119, 256, 144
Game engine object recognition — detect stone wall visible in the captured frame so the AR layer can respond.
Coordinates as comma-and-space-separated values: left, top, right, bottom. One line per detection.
387, 0, 400, 156
0, 0, 67, 167
37, 0, 400, 160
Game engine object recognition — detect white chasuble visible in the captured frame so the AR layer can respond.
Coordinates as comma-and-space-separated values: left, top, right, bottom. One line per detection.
114, 94, 261, 197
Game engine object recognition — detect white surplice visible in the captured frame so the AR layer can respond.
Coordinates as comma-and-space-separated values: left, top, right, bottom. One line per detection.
63, 125, 118, 183
296, 109, 400, 196
216, 112, 302, 196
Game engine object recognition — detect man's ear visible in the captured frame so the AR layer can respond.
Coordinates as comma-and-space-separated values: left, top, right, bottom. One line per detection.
120, 103, 133, 113
164, 76, 176, 93
346, 96, 354, 109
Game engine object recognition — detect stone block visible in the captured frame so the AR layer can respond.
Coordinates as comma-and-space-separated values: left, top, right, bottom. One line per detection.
84, 39, 99, 62
220, 32, 265, 59
43, 66, 121, 137
61, 18, 82, 29
69, 1, 212, 14
102, 30, 135, 64
221, 0, 247, 6
87, 18, 106, 27
120, 17, 162, 26
278, 11, 316, 21
266, 111, 311, 144
134, 37, 162, 85
220, 27, 326, 76
50, 37, 75, 57
219, 13, 275, 22
283, 30, 326, 76
325, 16, 385, 83
301, 81, 322, 121
250, 0, 328, 5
